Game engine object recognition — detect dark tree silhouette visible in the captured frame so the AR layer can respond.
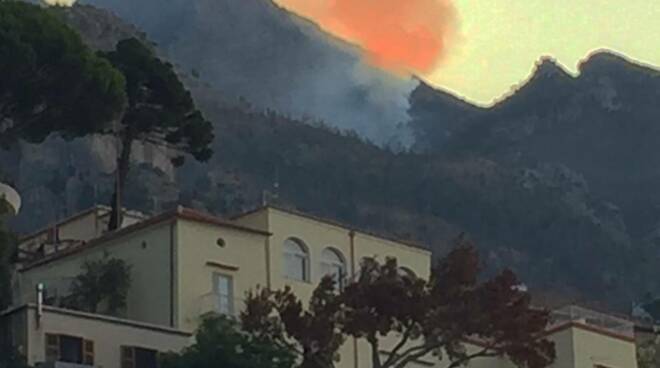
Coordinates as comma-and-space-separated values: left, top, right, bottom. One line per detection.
243, 240, 555, 368
242, 277, 345, 368
99, 38, 213, 230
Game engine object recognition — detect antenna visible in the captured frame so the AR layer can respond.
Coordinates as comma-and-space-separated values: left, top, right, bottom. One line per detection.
273, 166, 280, 201
261, 167, 280, 206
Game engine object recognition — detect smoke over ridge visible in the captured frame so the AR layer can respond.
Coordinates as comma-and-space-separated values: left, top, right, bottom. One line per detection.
274, 0, 458, 75
73, 0, 420, 145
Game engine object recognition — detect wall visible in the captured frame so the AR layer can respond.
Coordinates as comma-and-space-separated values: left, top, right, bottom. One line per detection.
547, 326, 576, 368
19, 209, 101, 256
570, 325, 638, 368
237, 208, 433, 368
175, 219, 270, 331
19, 207, 146, 256
11, 305, 190, 368
16, 222, 174, 327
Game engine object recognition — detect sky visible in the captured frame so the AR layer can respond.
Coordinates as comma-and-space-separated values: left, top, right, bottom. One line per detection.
276, 0, 660, 105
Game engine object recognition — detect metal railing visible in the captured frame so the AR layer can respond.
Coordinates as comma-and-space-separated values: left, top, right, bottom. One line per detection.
197, 292, 244, 318
550, 305, 634, 338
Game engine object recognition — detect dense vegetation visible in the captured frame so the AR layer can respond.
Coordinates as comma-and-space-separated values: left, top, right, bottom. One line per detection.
0, 201, 16, 311
161, 316, 296, 368
0, 1, 125, 147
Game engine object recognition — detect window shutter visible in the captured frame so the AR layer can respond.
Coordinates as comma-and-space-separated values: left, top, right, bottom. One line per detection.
121, 346, 135, 368
45, 334, 59, 362
83, 339, 94, 365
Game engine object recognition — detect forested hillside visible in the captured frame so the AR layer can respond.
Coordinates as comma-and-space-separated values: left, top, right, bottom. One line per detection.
2, 2, 659, 309
409, 53, 660, 307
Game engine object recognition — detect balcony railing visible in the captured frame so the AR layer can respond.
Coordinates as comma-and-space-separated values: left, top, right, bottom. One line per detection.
197, 292, 244, 318
550, 305, 635, 338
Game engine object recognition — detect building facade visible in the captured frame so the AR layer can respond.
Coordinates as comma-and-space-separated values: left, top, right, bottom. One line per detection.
2, 205, 640, 368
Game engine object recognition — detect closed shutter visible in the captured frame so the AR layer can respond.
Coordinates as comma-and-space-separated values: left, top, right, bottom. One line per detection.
83, 339, 94, 365
45, 334, 59, 362
121, 346, 135, 368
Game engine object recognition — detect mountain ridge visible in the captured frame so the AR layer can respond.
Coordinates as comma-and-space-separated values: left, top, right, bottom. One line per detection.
4, 2, 660, 310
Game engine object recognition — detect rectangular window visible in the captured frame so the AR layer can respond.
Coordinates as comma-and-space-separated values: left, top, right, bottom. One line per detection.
45, 334, 94, 365
213, 273, 234, 315
122, 346, 159, 368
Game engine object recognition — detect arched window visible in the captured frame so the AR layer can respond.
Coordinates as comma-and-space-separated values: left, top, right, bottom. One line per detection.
398, 267, 416, 280
320, 248, 346, 288
283, 238, 310, 282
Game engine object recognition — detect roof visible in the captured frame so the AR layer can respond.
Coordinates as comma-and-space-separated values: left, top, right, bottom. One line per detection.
20, 206, 270, 272
18, 205, 152, 244
19, 205, 106, 243
233, 204, 430, 252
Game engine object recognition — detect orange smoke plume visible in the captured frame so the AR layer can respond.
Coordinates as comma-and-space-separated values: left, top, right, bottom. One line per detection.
275, 0, 458, 75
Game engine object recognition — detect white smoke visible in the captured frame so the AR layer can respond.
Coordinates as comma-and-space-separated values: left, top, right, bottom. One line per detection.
43, 0, 76, 6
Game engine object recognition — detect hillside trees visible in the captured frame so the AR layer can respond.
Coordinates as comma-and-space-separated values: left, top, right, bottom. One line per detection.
242, 240, 555, 368
98, 38, 213, 230
0, 1, 126, 147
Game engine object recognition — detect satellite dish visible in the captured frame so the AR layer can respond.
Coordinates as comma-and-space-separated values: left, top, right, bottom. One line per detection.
0, 182, 21, 215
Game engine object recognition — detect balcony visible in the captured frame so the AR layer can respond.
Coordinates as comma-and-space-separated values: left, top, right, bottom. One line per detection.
550, 305, 635, 339
197, 292, 243, 318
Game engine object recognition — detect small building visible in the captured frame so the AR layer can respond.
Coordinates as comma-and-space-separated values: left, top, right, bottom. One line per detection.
2, 205, 640, 368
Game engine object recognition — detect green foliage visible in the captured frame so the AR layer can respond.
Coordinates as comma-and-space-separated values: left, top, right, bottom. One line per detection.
0, 346, 28, 368
100, 38, 213, 163
0, 203, 23, 368
0, 201, 17, 311
160, 315, 295, 368
0, 1, 126, 147
98, 37, 213, 230
638, 336, 660, 368
67, 253, 131, 315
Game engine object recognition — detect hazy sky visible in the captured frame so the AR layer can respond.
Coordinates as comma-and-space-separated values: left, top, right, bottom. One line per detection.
429, 0, 660, 105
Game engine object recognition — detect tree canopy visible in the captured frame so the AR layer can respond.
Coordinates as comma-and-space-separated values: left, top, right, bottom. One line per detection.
0, 200, 16, 311
0, 0, 126, 147
242, 240, 555, 368
242, 277, 345, 368
64, 253, 131, 315
98, 38, 213, 230
161, 315, 295, 368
